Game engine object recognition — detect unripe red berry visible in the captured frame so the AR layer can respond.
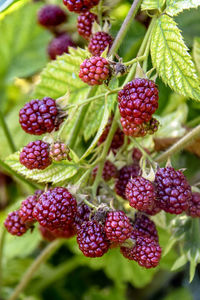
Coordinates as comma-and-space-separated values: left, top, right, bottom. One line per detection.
92, 160, 118, 181
4, 210, 28, 236
63, 0, 100, 13
88, 32, 113, 56
19, 190, 43, 223
38, 5, 67, 28
187, 192, 200, 218
77, 12, 98, 40
48, 33, 76, 60
50, 142, 70, 161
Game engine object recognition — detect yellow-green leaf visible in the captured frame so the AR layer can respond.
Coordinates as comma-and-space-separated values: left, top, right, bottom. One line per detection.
166, 0, 200, 16
141, 0, 165, 11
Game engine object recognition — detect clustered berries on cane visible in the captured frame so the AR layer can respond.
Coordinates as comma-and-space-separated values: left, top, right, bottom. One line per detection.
38, 5, 67, 28
20, 140, 52, 170
104, 210, 133, 244
48, 33, 75, 60
63, 0, 100, 13
187, 192, 200, 218
77, 12, 98, 40
155, 167, 192, 214
118, 78, 159, 137
88, 32, 113, 56
77, 220, 109, 257
126, 176, 156, 212
115, 164, 141, 199
19, 190, 43, 223
92, 160, 118, 181
19, 98, 64, 135
33, 187, 77, 230
4, 210, 28, 236
79, 56, 110, 86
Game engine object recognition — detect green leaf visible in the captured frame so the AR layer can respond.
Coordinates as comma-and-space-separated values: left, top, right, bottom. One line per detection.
5, 152, 78, 184
193, 37, 200, 74
166, 0, 200, 16
151, 15, 200, 101
0, 2, 51, 82
141, 0, 165, 11
171, 255, 187, 271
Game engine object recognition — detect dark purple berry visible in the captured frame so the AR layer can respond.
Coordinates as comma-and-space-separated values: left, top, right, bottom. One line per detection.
4, 210, 28, 236
38, 5, 67, 28
48, 33, 76, 60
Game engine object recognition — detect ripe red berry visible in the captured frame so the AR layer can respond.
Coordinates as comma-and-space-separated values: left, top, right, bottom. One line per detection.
126, 176, 156, 212
19, 190, 43, 223
77, 220, 109, 257
19, 98, 63, 135
120, 116, 159, 137
186, 192, 200, 218
115, 164, 141, 199
92, 160, 118, 181
104, 210, 133, 243
4, 210, 28, 236
77, 12, 98, 40
48, 33, 75, 60
118, 78, 159, 125
88, 32, 113, 56
133, 213, 158, 242
75, 203, 91, 231
20, 140, 51, 170
98, 116, 124, 152
33, 187, 77, 230
79, 56, 110, 86
38, 5, 67, 28
63, 0, 100, 13
120, 230, 161, 268
143, 203, 161, 216
50, 142, 70, 161
39, 225, 56, 241
155, 167, 192, 214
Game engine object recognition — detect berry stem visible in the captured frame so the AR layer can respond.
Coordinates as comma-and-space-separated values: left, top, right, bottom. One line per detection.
124, 55, 146, 66
0, 110, 16, 153
132, 139, 155, 164
92, 109, 119, 196
0, 158, 40, 190
156, 124, 200, 163
8, 239, 63, 300
0, 229, 6, 296
187, 116, 200, 128
68, 86, 98, 149
109, 0, 143, 56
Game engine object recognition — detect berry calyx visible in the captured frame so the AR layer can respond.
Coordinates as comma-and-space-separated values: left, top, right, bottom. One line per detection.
104, 210, 133, 244
19, 190, 43, 223
115, 164, 141, 199
186, 192, 200, 218
19, 98, 64, 135
4, 210, 28, 236
92, 160, 118, 181
77, 220, 109, 257
88, 32, 113, 56
20, 140, 52, 170
50, 142, 70, 161
79, 56, 110, 86
155, 167, 192, 214
126, 176, 156, 212
33, 187, 77, 230
48, 33, 75, 60
38, 5, 67, 28
77, 12, 98, 40
63, 0, 100, 13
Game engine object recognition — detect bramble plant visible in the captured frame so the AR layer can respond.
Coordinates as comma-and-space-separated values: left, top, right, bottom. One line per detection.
0, 0, 200, 299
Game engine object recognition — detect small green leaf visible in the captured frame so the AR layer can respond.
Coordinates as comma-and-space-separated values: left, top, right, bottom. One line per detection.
171, 255, 187, 271
166, 0, 200, 16
141, 0, 165, 11
193, 37, 200, 74
5, 152, 78, 184
151, 15, 200, 101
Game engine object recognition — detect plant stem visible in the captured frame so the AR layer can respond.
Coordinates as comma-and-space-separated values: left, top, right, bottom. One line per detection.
109, 0, 143, 56
0, 110, 16, 153
92, 109, 119, 196
133, 139, 155, 164
156, 124, 200, 163
124, 55, 146, 66
8, 239, 63, 300
187, 116, 200, 128
68, 87, 98, 149
0, 229, 6, 296
0, 158, 39, 190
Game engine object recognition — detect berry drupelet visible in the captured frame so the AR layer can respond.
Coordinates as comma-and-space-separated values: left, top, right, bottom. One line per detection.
104, 210, 133, 244
63, 0, 100, 13
155, 167, 192, 214
77, 220, 109, 257
33, 187, 77, 230
115, 164, 141, 199
92, 160, 118, 181
4, 210, 28, 236
19, 98, 64, 135
20, 140, 52, 170
187, 192, 200, 218
48, 33, 75, 60
38, 5, 67, 28
79, 56, 110, 86
19, 190, 43, 223
77, 12, 98, 40
126, 176, 156, 212
88, 32, 113, 56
